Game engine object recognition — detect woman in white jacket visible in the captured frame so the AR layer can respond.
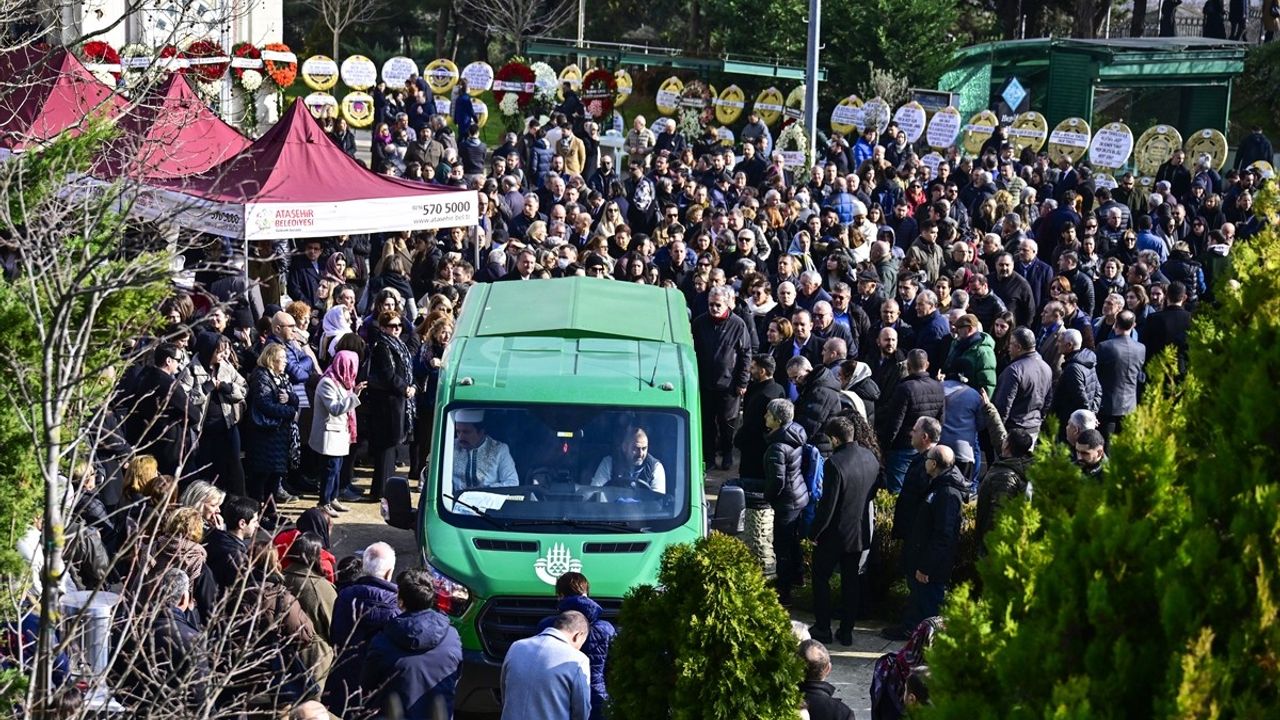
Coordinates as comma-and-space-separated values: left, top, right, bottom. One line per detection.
309, 350, 365, 516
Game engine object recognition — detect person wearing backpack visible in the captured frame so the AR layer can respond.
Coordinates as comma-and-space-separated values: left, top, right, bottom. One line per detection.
762, 398, 810, 605
809, 417, 880, 646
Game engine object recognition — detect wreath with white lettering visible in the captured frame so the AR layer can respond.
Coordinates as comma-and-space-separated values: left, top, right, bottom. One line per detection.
182, 39, 228, 82
493, 60, 535, 108
777, 119, 814, 184
580, 68, 616, 120
677, 80, 713, 139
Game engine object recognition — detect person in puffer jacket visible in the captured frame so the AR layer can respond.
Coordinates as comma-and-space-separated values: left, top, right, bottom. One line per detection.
536, 572, 616, 720
763, 398, 810, 604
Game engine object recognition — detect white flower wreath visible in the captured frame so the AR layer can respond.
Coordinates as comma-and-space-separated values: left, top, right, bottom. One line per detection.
530, 62, 557, 104
498, 92, 521, 117
240, 68, 263, 93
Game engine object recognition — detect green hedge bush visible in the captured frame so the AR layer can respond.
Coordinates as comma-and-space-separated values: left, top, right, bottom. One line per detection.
607, 533, 803, 720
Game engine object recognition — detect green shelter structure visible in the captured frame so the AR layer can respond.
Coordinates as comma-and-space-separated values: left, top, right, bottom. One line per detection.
939, 37, 1247, 135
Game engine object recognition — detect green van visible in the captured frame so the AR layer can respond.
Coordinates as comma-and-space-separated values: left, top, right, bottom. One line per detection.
382, 276, 745, 712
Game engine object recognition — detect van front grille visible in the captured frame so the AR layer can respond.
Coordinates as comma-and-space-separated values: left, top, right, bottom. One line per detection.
476, 596, 623, 660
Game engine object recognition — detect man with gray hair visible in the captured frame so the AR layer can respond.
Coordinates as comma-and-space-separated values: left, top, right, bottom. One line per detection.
1052, 328, 1102, 435
885, 442, 966, 640
140, 568, 209, 709
812, 300, 855, 354
797, 270, 833, 311
692, 285, 752, 470
1096, 309, 1145, 438
912, 289, 952, 371
763, 398, 809, 604
1066, 409, 1099, 446
325, 542, 401, 714
992, 327, 1053, 435
501, 610, 592, 720
798, 639, 856, 718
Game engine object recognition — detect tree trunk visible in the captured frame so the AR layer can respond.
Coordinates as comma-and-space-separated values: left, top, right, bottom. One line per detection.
1131, 0, 1148, 36
1000, 0, 1022, 38
1074, 0, 1096, 36
435, 5, 448, 57
332, 29, 339, 61
33, 449, 66, 716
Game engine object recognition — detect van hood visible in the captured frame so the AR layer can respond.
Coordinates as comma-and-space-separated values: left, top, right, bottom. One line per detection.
425, 526, 700, 600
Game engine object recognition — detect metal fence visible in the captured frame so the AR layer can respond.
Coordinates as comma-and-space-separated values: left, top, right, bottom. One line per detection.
1108, 8, 1266, 39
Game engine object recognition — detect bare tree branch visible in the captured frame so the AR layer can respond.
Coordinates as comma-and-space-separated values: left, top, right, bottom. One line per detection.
299, 0, 389, 59
454, 0, 578, 49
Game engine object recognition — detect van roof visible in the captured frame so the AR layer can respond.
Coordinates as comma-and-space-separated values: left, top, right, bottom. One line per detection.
465, 277, 691, 345
445, 278, 696, 406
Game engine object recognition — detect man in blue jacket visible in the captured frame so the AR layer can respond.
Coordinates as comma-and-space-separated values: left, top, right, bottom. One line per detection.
536, 572, 617, 720
325, 542, 401, 716
502, 611, 592, 720
362, 568, 463, 719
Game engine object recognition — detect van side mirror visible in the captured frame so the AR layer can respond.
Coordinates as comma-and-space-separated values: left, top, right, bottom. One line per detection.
381, 476, 417, 530
710, 485, 746, 535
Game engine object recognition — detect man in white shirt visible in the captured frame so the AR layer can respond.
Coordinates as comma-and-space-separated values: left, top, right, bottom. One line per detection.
590, 427, 666, 494
451, 410, 520, 494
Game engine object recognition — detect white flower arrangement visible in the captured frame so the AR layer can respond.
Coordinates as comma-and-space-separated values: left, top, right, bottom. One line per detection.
531, 62, 557, 104
120, 43, 155, 93
777, 121, 814, 184
498, 92, 520, 117
196, 78, 222, 104
677, 109, 702, 140
240, 68, 263, 93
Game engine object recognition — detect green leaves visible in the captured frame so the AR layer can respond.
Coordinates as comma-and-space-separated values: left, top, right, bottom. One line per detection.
608, 533, 803, 719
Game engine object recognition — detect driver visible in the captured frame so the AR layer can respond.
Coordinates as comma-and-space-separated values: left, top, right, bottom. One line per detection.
452, 409, 520, 494
590, 427, 666, 494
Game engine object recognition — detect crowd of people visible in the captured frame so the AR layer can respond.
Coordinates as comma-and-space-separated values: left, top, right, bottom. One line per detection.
7, 70, 1274, 718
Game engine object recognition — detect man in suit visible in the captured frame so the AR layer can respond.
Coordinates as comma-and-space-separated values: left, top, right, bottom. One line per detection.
736, 355, 785, 481
500, 611, 591, 720
1141, 281, 1193, 379
809, 417, 880, 646
1096, 310, 1145, 439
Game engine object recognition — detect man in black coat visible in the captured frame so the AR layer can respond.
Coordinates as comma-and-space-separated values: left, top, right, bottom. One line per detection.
691, 287, 752, 470
876, 349, 945, 494
884, 444, 966, 640
735, 355, 784, 481
286, 238, 324, 306
787, 356, 844, 439
121, 342, 200, 475
204, 496, 259, 592
890, 417, 941, 546
797, 640, 856, 720
1142, 280, 1193, 379
809, 417, 880, 646
129, 567, 210, 710
989, 253, 1035, 328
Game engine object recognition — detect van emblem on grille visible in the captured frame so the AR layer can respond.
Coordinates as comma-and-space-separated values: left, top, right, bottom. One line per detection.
534, 543, 582, 585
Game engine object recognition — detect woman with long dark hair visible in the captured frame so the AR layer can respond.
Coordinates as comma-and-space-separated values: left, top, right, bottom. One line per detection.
365, 310, 415, 500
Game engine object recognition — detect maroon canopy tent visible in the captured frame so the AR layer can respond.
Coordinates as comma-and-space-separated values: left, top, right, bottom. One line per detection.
94, 74, 251, 180
130, 100, 478, 240
0, 46, 126, 152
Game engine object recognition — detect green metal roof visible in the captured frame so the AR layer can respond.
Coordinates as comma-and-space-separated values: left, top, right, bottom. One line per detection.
444, 278, 698, 407
524, 37, 826, 81
466, 277, 692, 345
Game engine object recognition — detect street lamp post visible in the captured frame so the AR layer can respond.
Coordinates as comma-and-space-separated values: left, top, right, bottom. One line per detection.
803, 0, 821, 161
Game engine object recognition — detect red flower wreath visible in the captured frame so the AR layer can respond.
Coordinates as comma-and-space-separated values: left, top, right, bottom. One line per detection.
580, 68, 616, 120
156, 44, 181, 73
493, 61, 535, 108
81, 41, 121, 82
230, 42, 260, 80
183, 39, 228, 82
261, 43, 296, 89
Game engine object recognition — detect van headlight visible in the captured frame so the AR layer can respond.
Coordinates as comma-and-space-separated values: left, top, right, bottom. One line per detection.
425, 560, 473, 617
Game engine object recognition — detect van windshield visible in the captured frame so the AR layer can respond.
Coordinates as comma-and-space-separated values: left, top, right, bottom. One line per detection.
437, 404, 690, 533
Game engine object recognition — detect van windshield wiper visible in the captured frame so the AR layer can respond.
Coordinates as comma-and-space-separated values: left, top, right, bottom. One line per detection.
442, 494, 506, 530
502, 519, 646, 534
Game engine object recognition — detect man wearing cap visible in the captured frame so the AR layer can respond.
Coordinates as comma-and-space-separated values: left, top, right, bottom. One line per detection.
584, 253, 611, 279
451, 410, 520, 494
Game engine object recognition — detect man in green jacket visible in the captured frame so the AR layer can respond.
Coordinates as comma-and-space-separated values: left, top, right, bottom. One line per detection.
942, 313, 997, 396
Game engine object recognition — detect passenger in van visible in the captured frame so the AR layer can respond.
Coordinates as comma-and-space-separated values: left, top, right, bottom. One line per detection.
451, 409, 520, 493
589, 426, 667, 494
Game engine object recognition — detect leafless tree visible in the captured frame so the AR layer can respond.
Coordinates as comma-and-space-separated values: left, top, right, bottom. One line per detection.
455, 0, 578, 49
300, 0, 389, 60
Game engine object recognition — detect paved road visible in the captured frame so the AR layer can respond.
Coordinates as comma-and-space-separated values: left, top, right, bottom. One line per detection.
282, 460, 893, 717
